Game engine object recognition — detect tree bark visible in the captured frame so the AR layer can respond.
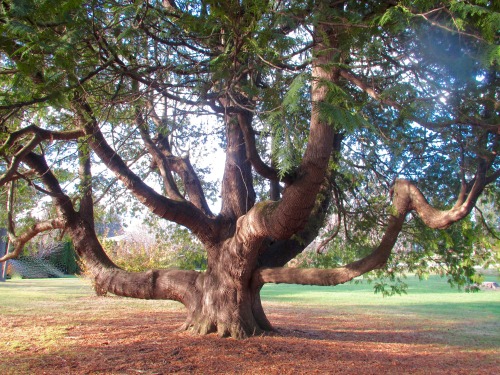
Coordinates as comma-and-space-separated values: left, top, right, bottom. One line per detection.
177, 215, 274, 337
220, 111, 256, 220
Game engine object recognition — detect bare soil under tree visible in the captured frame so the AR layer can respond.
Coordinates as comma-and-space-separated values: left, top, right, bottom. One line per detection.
2, 294, 498, 375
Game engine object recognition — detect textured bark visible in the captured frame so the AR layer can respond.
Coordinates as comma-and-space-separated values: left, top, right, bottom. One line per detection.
148, 101, 213, 215
238, 110, 290, 184
76, 99, 218, 243
136, 109, 185, 202
0, 126, 84, 186
178, 234, 273, 338
220, 112, 256, 220
73, 223, 273, 338
69, 217, 201, 304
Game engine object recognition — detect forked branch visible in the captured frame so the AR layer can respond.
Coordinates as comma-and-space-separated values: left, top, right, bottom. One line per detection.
74, 96, 218, 242
0, 125, 84, 186
147, 103, 213, 216
136, 107, 185, 201
237, 110, 292, 184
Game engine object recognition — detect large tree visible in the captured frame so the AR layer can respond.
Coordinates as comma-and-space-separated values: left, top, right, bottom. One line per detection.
1, 0, 499, 338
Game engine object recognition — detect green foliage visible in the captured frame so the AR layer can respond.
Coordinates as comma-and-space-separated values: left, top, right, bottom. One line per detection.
106, 241, 171, 273
371, 276, 408, 297
171, 246, 207, 271
449, 0, 500, 42
294, 249, 342, 269
377, 4, 413, 30
266, 72, 311, 177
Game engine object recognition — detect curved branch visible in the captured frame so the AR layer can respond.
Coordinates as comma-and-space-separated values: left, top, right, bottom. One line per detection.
1, 125, 84, 148
69, 213, 201, 304
1, 154, 69, 263
339, 68, 500, 133
401, 179, 485, 230
237, 111, 293, 184
0, 125, 84, 186
136, 108, 185, 201
241, 30, 337, 240
10, 146, 204, 306
257, 173, 333, 268
0, 219, 65, 262
252, 176, 489, 287
253, 212, 403, 287
147, 104, 213, 216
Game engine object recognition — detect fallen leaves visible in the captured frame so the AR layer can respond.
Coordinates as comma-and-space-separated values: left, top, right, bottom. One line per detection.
1, 301, 498, 374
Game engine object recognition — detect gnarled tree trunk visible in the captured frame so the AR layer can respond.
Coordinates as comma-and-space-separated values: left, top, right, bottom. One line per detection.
179, 240, 273, 338
69, 209, 273, 338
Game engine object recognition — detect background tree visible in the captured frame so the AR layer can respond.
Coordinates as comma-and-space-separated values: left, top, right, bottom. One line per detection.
1, 0, 499, 338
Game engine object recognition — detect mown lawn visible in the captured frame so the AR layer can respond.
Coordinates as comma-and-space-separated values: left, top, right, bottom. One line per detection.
262, 274, 500, 348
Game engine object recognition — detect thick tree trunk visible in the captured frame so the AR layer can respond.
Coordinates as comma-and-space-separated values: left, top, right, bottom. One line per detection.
179, 238, 273, 338
180, 271, 272, 338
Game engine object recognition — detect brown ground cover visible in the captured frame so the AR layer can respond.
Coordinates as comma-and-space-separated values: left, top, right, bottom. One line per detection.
1, 295, 499, 375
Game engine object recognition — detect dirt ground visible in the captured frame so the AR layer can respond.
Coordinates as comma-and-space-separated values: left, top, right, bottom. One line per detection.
2, 298, 499, 375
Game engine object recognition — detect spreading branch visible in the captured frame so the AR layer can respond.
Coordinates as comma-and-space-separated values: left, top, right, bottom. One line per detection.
0, 219, 65, 262
147, 103, 213, 216
237, 110, 293, 184
0, 125, 84, 187
252, 175, 488, 288
339, 69, 500, 133
136, 107, 185, 201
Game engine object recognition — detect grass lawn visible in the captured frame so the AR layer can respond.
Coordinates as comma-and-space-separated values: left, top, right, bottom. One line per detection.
262, 274, 500, 348
0, 274, 499, 374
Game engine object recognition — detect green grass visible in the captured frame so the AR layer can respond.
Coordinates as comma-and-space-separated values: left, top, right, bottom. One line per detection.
1, 274, 499, 319
0, 277, 95, 316
262, 274, 500, 315
262, 274, 500, 320
261, 274, 500, 347
0, 277, 183, 319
